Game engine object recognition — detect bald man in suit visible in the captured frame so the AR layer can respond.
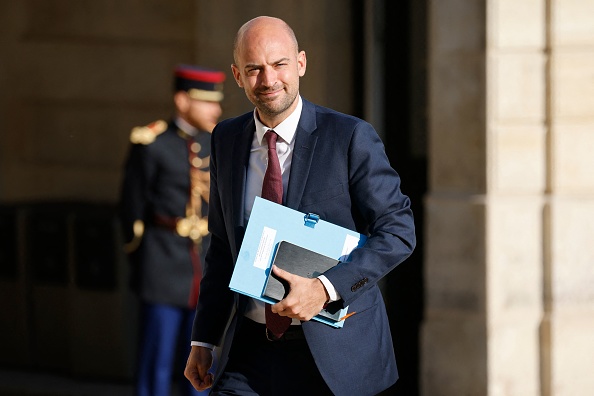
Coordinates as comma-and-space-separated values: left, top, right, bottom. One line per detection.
185, 16, 416, 396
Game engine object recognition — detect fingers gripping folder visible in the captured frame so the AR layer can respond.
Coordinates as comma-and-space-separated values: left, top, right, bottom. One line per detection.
229, 197, 367, 328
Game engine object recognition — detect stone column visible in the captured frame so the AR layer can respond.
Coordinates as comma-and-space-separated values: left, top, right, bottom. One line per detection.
423, 3, 491, 393
424, 0, 594, 394
545, 0, 594, 394
423, 0, 548, 394
485, 1, 547, 394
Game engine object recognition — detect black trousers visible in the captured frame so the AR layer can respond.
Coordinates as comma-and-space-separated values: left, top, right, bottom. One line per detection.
211, 318, 333, 396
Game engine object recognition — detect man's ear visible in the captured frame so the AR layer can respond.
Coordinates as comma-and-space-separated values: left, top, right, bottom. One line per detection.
297, 51, 307, 77
173, 91, 190, 112
231, 64, 243, 88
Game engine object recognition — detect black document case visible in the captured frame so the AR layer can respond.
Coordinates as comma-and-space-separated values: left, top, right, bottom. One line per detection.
263, 241, 344, 321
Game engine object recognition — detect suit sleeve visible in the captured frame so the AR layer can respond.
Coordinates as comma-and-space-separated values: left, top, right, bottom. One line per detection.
323, 120, 416, 307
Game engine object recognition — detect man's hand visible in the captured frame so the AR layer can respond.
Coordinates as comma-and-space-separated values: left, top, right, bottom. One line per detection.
270, 264, 330, 321
184, 346, 214, 391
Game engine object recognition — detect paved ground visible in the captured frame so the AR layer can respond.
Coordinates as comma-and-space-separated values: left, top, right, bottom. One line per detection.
0, 369, 134, 396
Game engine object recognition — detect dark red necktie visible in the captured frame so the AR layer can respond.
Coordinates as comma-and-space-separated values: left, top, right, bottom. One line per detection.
262, 130, 292, 338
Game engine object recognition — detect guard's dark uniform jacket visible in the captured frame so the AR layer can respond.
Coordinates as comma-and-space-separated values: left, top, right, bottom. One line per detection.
119, 119, 211, 309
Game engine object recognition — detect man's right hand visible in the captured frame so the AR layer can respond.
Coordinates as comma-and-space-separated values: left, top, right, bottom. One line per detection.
184, 346, 214, 391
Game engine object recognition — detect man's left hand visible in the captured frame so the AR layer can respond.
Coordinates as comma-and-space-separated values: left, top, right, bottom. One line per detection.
269, 264, 330, 321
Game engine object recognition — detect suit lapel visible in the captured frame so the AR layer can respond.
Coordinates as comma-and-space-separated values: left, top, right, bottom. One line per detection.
231, 118, 255, 229
286, 100, 318, 210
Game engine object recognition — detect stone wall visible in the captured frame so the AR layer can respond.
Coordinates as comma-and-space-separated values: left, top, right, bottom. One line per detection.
0, 0, 198, 202
0, 0, 354, 204
423, 0, 594, 395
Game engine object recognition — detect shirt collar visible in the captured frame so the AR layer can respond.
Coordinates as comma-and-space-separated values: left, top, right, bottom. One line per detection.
174, 116, 198, 136
254, 96, 303, 145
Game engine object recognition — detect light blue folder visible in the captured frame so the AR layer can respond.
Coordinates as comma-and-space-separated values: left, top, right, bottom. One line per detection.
229, 196, 367, 328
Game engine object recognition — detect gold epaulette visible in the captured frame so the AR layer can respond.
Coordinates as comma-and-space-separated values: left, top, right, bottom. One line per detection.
130, 120, 167, 145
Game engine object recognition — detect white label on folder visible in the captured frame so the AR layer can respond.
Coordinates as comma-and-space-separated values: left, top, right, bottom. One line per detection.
341, 234, 360, 259
254, 226, 277, 269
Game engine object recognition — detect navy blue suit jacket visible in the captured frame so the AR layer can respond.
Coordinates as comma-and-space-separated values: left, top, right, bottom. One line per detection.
192, 98, 416, 395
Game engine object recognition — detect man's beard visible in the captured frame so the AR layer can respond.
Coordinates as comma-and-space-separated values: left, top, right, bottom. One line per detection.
253, 85, 298, 118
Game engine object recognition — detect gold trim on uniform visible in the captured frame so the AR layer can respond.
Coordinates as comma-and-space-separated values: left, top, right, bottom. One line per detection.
123, 220, 145, 253
192, 157, 203, 168
181, 136, 211, 244
177, 129, 193, 140
187, 88, 224, 102
176, 215, 209, 243
130, 120, 167, 145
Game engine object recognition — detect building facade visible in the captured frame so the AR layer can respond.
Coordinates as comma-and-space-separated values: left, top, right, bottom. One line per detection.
0, 1, 592, 395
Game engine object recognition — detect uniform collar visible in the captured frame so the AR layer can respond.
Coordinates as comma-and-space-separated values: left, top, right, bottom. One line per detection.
174, 116, 199, 137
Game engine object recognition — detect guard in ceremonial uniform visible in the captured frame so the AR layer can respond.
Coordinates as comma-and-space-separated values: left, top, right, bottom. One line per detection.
119, 64, 225, 396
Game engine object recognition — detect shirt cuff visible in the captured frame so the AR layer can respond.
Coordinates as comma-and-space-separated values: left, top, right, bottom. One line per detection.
191, 341, 215, 350
318, 275, 341, 302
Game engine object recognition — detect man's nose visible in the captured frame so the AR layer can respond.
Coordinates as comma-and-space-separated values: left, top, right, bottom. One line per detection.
260, 66, 277, 87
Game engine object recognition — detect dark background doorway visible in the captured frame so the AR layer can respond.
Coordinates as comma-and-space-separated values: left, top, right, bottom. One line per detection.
353, 1, 427, 395
384, 2, 427, 395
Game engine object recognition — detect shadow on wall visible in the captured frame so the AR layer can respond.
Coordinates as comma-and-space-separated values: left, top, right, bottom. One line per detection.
0, 202, 138, 381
